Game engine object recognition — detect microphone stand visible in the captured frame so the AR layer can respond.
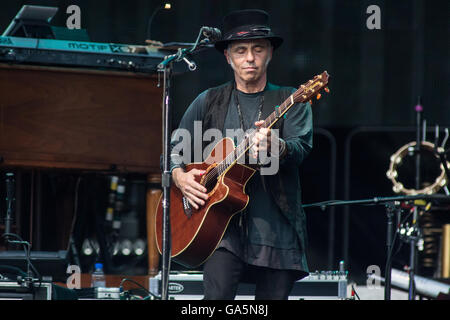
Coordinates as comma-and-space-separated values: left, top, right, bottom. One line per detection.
157, 30, 215, 300
302, 194, 450, 300
408, 98, 423, 300
158, 59, 174, 302
4, 172, 14, 244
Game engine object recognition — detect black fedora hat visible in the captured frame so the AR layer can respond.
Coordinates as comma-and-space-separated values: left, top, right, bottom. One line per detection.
214, 9, 283, 52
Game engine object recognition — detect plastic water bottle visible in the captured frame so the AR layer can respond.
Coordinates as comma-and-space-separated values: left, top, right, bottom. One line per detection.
91, 263, 106, 288
149, 274, 160, 296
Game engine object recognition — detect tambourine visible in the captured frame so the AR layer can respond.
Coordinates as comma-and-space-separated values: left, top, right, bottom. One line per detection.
386, 141, 450, 195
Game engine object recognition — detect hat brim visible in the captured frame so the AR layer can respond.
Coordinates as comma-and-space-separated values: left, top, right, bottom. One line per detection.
214, 35, 283, 52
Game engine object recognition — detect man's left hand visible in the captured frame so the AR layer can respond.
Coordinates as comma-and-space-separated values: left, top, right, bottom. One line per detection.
251, 120, 272, 159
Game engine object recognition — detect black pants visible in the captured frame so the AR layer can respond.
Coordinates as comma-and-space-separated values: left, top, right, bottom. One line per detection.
203, 248, 298, 300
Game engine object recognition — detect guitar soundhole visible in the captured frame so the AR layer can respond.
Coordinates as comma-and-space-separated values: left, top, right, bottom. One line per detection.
200, 164, 220, 194
203, 173, 219, 194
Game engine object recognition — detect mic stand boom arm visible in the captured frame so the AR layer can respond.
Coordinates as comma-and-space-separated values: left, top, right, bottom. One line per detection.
302, 194, 450, 300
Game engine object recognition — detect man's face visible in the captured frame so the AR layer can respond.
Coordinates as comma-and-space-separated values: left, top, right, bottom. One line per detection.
224, 39, 273, 85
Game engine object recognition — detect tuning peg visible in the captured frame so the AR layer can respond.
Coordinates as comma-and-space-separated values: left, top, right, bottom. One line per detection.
316, 93, 322, 100
324, 87, 330, 93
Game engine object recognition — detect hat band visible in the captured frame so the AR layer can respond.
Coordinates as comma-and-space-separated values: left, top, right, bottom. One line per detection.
224, 25, 272, 40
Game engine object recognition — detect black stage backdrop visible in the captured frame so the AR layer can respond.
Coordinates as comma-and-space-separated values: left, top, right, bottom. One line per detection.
1, 0, 449, 284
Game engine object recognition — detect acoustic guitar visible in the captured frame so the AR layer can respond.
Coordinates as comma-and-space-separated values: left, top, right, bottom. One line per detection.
155, 71, 330, 268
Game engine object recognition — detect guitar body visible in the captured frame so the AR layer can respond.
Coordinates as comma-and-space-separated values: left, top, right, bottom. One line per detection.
155, 137, 256, 268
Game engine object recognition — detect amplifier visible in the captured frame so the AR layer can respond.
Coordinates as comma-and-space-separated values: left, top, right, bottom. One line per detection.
149, 271, 348, 300
0, 280, 52, 300
290, 271, 348, 300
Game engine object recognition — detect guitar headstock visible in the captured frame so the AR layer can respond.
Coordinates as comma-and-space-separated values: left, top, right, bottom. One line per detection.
293, 71, 330, 104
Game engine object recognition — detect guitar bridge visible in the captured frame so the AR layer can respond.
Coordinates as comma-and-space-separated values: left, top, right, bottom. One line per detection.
182, 196, 192, 218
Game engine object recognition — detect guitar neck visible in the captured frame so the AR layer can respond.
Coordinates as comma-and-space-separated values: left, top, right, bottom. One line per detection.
261, 94, 295, 130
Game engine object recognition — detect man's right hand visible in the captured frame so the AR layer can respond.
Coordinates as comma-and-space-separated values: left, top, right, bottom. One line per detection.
172, 168, 209, 210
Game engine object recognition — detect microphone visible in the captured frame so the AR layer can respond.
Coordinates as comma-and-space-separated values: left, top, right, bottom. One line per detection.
201, 26, 222, 42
